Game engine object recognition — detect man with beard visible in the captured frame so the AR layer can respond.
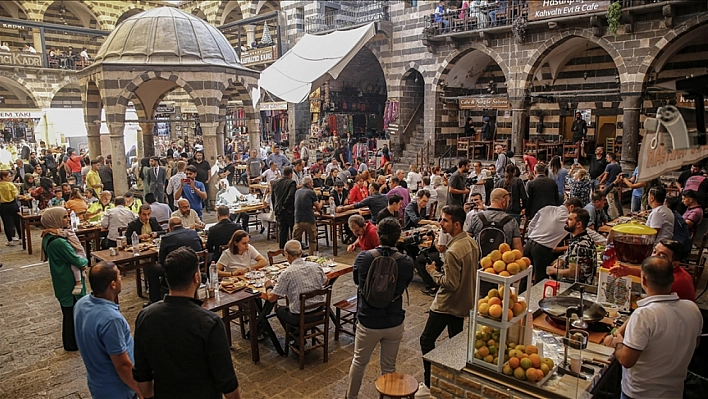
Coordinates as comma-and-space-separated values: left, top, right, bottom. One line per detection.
545, 208, 596, 284
447, 159, 470, 208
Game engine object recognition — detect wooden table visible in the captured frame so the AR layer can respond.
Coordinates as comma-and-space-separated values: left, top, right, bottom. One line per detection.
317, 208, 370, 256
468, 140, 494, 160
202, 289, 262, 363
228, 202, 269, 214
538, 141, 563, 162
249, 183, 269, 195
18, 213, 41, 255
92, 248, 158, 298
76, 226, 102, 264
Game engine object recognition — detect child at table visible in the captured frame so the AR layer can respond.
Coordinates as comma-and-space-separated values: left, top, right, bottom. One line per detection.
49, 187, 65, 207
42, 226, 86, 295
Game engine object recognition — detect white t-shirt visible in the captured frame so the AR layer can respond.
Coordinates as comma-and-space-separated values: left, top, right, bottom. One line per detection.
437, 232, 452, 262
217, 244, 262, 273
621, 293, 702, 398
646, 205, 674, 243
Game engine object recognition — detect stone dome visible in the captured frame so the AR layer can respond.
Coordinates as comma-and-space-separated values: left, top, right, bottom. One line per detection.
94, 7, 245, 68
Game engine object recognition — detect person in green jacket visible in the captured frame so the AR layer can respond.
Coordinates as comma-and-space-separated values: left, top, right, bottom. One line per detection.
41, 207, 88, 352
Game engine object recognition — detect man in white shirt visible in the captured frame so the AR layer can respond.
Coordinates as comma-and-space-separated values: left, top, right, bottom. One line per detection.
646, 186, 674, 243
261, 161, 281, 183
604, 256, 702, 399
463, 193, 486, 232
325, 158, 341, 176
467, 161, 488, 204
80, 47, 90, 61
165, 160, 186, 209
145, 193, 171, 231
101, 196, 136, 249
523, 198, 583, 282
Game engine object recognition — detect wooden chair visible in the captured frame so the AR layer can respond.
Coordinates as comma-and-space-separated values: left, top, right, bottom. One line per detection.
333, 295, 357, 340
457, 137, 471, 158
267, 249, 286, 266
375, 373, 419, 399
196, 250, 209, 274
686, 231, 708, 266
283, 286, 332, 369
562, 142, 580, 163
316, 222, 330, 246
428, 201, 438, 221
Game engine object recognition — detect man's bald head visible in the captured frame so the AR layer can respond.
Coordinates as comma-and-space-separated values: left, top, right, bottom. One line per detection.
490, 188, 509, 202
168, 217, 183, 230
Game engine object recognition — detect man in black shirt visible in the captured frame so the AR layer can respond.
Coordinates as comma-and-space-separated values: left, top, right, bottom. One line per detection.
330, 180, 349, 207
133, 247, 242, 399
583, 146, 607, 188
339, 182, 388, 224
219, 154, 236, 185
571, 111, 587, 143
447, 159, 470, 207
206, 206, 242, 262
189, 150, 211, 186
377, 194, 403, 223
271, 167, 297, 249
525, 163, 559, 220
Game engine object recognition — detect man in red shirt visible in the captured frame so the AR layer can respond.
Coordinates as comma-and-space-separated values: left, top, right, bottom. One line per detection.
610, 239, 695, 301
347, 214, 379, 252
349, 175, 368, 204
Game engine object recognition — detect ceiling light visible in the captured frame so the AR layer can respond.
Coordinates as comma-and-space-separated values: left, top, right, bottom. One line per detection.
583, 71, 588, 81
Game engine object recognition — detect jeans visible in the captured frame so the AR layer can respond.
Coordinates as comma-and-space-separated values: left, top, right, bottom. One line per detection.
293, 221, 318, 252
621, 391, 634, 399
60, 297, 78, 351
276, 212, 294, 249
0, 201, 21, 242
631, 195, 641, 214
524, 239, 556, 283
347, 323, 405, 399
489, 8, 506, 25
72, 172, 82, 184
436, 18, 450, 33
420, 311, 464, 387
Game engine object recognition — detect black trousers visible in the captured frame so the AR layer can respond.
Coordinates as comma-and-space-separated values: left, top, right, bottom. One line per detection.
0, 201, 21, 242
275, 306, 325, 333
60, 297, 78, 351
102, 238, 117, 250
144, 262, 166, 303
420, 311, 464, 387
414, 251, 441, 289
523, 239, 556, 283
277, 212, 294, 249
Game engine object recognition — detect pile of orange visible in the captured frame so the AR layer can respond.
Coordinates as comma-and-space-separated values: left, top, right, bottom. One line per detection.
480, 243, 531, 276
472, 326, 504, 365
478, 287, 527, 321
501, 344, 554, 383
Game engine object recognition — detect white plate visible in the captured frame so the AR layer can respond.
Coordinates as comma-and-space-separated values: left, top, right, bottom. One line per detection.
321, 266, 332, 273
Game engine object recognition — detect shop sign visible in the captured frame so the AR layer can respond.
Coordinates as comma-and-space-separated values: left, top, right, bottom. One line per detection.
638, 133, 708, 182
155, 103, 175, 113
459, 97, 509, 109
528, 0, 610, 21
260, 102, 288, 111
2, 24, 27, 30
0, 110, 43, 119
676, 93, 708, 108
241, 45, 277, 67
0, 51, 42, 67
181, 106, 198, 113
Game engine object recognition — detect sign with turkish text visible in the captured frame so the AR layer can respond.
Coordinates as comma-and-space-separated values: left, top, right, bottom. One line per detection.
459, 97, 509, 109
155, 103, 175, 113
676, 93, 708, 108
241, 45, 277, 67
0, 51, 42, 67
638, 132, 708, 182
528, 0, 610, 21
0, 110, 43, 119
260, 102, 288, 111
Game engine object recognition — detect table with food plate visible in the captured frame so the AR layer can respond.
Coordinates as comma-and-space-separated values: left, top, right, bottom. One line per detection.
316, 208, 370, 256
18, 211, 103, 258
92, 242, 159, 298
249, 182, 270, 195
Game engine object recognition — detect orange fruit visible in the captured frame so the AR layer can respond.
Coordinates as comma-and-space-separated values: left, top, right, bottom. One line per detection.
499, 271, 511, 277
499, 243, 511, 253
507, 309, 514, 321
488, 288, 500, 298
541, 358, 555, 369
510, 293, 518, 303
480, 257, 493, 268
488, 297, 502, 307
478, 303, 490, 315
484, 354, 494, 363
516, 345, 526, 353
489, 250, 502, 262
502, 251, 516, 263
529, 353, 541, 368
513, 367, 526, 380
520, 358, 532, 370
536, 369, 545, 381
520, 257, 532, 269
484, 267, 496, 274
512, 249, 523, 260
508, 357, 520, 369
525, 345, 538, 355
478, 297, 489, 306
502, 364, 513, 375
506, 262, 520, 275
540, 363, 550, 376
488, 304, 503, 319
493, 260, 506, 273
478, 346, 489, 357
512, 302, 526, 317
525, 367, 538, 382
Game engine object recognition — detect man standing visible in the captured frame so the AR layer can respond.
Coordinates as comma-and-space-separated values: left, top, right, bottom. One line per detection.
175, 165, 207, 219
468, 161, 488, 204
546, 208, 596, 284
100, 197, 136, 249
145, 156, 167, 203
571, 111, 587, 143
292, 159, 305, 188
219, 154, 236, 186
583, 146, 607, 188
676, 162, 708, 209
600, 152, 623, 219
293, 176, 322, 252
447, 159, 470, 208
299, 141, 309, 166
98, 156, 114, 192
126, 205, 165, 243
267, 145, 290, 172
584, 192, 609, 230
242, 149, 264, 185
189, 150, 211, 188
74, 262, 141, 399
272, 167, 297, 249
85, 159, 103, 192
345, 218, 414, 399
525, 163, 559, 220
524, 198, 583, 282
166, 160, 186, 210
494, 145, 508, 179
418, 205, 479, 396
133, 247, 241, 399
171, 198, 204, 230
605, 256, 701, 399
347, 214, 379, 252
466, 188, 522, 252
339, 182, 388, 224
206, 205, 242, 262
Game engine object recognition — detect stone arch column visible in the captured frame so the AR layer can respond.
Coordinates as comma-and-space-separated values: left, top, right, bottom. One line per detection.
82, 79, 102, 160
103, 104, 130, 196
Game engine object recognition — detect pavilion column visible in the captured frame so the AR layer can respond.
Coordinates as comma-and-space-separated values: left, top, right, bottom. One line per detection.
140, 122, 155, 157
201, 120, 219, 207
107, 121, 129, 195
216, 121, 225, 156
248, 117, 260, 153
620, 95, 641, 170
87, 124, 101, 161
246, 25, 257, 46
510, 98, 529, 161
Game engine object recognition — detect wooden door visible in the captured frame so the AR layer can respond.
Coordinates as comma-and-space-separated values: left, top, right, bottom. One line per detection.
596, 115, 617, 150
561, 116, 574, 141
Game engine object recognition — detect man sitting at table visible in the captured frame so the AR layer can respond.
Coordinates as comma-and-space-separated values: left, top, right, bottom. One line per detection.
86, 190, 113, 222
100, 196, 136, 249
172, 198, 204, 230
546, 208, 596, 284
206, 205, 243, 263
144, 217, 203, 305
347, 214, 379, 253
377, 193, 403, 223
682, 190, 703, 238
125, 205, 164, 244
261, 161, 281, 184
646, 186, 674, 243
404, 190, 440, 231
123, 192, 142, 215
584, 192, 609, 230
338, 182, 388, 224
330, 179, 349, 207
144, 193, 171, 231
386, 177, 410, 216
264, 240, 327, 344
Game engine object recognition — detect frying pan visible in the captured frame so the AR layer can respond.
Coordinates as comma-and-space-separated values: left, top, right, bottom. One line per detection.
538, 296, 607, 325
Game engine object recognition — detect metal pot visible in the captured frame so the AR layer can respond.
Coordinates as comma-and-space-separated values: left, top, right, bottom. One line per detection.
538, 295, 607, 325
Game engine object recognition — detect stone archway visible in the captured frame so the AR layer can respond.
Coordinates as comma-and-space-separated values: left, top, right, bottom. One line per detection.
0, 74, 39, 109
433, 43, 510, 89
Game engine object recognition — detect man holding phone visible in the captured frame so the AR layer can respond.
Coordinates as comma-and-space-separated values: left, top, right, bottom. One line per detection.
175, 165, 207, 219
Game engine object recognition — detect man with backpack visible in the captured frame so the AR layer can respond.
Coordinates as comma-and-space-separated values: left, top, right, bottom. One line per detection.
417, 205, 479, 397
346, 217, 414, 399
466, 188, 523, 253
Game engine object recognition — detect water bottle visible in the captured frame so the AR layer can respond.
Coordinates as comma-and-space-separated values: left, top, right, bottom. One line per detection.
209, 261, 218, 286
131, 231, 139, 256
70, 211, 78, 231
329, 197, 336, 216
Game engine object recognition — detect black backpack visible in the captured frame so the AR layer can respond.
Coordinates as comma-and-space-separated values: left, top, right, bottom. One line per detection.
476, 213, 512, 256
361, 248, 404, 308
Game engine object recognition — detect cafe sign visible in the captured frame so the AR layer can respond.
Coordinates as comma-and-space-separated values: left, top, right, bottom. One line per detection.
676, 93, 708, 108
0, 52, 42, 67
260, 101, 288, 111
0, 110, 43, 119
241, 45, 277, 67
528, 0, 610, 21
459, 97, 509, 109
638, 132, 708, 182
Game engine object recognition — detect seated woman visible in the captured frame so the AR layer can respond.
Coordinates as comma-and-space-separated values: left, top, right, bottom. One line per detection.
217, 230, 267, 277
325, 168, 341, 187
65, 188, 88, 216
22, 174, 38, 196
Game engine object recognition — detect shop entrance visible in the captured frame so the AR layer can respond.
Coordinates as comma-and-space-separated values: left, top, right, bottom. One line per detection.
596, 115, 617, 151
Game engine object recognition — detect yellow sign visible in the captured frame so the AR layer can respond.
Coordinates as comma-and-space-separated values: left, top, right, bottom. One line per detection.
528, 0, 610, 21
241, 46, 277, 67
459, 97, 509, 109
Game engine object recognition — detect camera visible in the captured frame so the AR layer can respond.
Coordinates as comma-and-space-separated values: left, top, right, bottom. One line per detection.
402, 230, 436, 247
465, 176, 478, 188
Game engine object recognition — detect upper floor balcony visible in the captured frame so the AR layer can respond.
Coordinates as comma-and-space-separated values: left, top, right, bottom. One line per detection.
305, 1, 391, 34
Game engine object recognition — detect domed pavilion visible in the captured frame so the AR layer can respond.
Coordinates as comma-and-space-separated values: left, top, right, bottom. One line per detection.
79, 7, 259, 196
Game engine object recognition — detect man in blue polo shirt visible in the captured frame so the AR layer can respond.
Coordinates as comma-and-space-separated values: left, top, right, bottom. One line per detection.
176, 165, 208, 218
74, 261, 140, 399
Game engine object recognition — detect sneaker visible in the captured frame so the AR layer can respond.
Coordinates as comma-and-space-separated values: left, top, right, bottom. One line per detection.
415, 382, 430, 398
420, 287, 437, 297
71, 285, 82, 295
6, 241, 16, 246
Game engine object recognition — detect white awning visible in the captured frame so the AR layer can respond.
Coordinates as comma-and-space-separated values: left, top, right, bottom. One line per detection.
259, 23, 376, 104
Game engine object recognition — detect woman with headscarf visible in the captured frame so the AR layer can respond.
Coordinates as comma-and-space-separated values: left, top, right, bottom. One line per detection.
22, 173, 38, 195
41, 207, 88, 352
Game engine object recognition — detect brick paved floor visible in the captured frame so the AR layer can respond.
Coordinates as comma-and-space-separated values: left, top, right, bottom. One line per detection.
0, 210, 438, 399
